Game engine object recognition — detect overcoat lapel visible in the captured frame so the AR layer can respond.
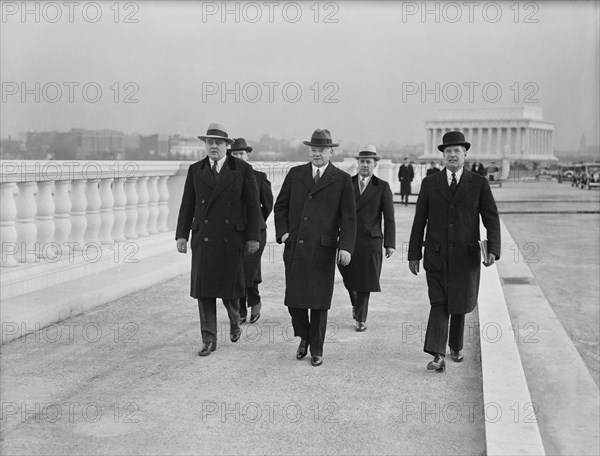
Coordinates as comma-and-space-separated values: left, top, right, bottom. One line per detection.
356, 175, 378, 211
436, 168, 454, 204
452, 169, 474, 203
309, 163, 337, 195
197, 157, 216, 190
207, 155, 236, 209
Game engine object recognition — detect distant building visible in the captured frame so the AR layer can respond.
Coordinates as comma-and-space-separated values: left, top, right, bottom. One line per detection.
421, 106, 557, 162
169, 135, 205, 160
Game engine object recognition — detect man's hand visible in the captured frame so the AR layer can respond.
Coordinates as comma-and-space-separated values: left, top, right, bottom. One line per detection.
281, 233, 289, 243
246, 240, 260, 255
337, 249, 351, 266
409, 260, 420, 275
176, 238, 187, 254
483, 253, 496, 267
385, 247, 395, 258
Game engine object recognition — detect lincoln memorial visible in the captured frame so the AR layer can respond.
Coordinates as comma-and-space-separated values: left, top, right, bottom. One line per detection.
421, 106, 558, 162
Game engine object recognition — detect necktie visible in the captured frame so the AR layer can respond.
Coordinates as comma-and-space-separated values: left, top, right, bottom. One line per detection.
359, 178, 366, 194
450, 173, 458, 194
314, 169, 320, 185
212, 160, 219, 177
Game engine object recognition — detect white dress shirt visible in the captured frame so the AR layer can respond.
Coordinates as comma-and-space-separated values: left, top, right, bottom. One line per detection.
312, 162, 329, 179
445, 167, 464, 187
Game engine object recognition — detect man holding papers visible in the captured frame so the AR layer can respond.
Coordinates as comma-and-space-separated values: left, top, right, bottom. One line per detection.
408, 131, 501, 373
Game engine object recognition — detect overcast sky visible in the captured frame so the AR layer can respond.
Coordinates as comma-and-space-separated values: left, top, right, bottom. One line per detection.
1, 1, 598, 150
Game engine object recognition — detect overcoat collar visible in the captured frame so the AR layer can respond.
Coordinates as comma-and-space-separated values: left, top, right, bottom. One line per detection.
352, 174, 379, 210
436, 167, 474, 204
300, 162, 339, 195
197, 155, 238, 209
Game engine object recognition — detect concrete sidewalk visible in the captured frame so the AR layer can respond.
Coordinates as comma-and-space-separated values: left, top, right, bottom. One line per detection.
0, 205, 488, 455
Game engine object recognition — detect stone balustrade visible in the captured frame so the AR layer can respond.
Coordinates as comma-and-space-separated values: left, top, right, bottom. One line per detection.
0, 161, 182, 268
0, 159, 406, 269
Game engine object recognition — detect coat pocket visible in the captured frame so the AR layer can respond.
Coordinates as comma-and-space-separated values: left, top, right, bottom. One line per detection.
423, 241, 442, 272
320, 235, 338, 248
370, 229, 384, 238
235, 223, 247, 232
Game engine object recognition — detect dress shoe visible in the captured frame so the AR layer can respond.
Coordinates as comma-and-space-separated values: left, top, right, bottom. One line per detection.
230, 326, 241, 343
239, 316, 247, 324
296, 339, 308, 359
450, 349, 464, 362
311, 356, 323, 367
198, 342, 216, 356
249, 302, 262, 324
427, 354, 446, 372
355, 322, 367, 332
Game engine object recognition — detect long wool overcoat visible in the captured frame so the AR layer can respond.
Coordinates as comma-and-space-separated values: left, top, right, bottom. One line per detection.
408, 168, 501, 314
339, 175, 396, 292
176, 155, 261, 299
274, 163, 356, 310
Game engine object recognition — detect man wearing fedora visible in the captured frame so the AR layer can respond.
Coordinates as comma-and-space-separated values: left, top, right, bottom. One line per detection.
228, 137, 273, 324
176, 123, 261, 357
397, 157, 415, 206
338, 145, 396, 332
408, 130, 501, 372
274, 128, 356, 367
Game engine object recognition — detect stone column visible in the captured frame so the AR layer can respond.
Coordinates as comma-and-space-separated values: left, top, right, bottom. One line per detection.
98, 178, 115, 244
53, 180, 72, 255
157, 176, 170, 233
15, 182, 38, 263
124, 177, 139, 239
111, 178, 127, 242
147, 176, 159, 235
0, 183, 18, 267
135, 176, 149, 237
84, 179, 101, 244
35, 181, 56, 259
69, 180, 88, 250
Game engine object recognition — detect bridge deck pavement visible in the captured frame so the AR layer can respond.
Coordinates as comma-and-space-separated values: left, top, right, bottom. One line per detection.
1, 206, 488, 455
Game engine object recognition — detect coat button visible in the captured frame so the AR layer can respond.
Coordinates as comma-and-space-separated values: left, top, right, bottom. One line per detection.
303, 217, 308, 221
450, 204, 454, 208
224, 238, 228, 242
204, 219, 208, 224
201, 199, 206, 204
204, 237, 209, 242
449, 224, 454, 228
225, 219, 230, 224
299, 240, 304, 244
308, 195, 312, 199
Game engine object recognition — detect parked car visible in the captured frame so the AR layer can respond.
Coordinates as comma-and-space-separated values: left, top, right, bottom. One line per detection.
581, 162, 600, 190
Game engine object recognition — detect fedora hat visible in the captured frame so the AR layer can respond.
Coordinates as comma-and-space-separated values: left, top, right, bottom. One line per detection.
438, 131, 471, 152
303, 128, 339, 148
354, 144, 380, 161
229, 137, 253, 153
198, 122, 235, 144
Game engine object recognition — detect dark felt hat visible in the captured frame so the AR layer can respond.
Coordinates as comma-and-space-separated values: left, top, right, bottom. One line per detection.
438, 131, 471, 152
303, 129, 339, 148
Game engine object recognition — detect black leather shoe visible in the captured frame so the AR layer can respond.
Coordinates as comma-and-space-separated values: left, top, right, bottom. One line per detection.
198, 342, 216, 356
355, 322, 367, 332
296, 339, 308, 359
249, 302, 262, 323
311, 356, 323, 367
230, 326, 241, 343
427, 354, 446, 372
450, 349, 464, 362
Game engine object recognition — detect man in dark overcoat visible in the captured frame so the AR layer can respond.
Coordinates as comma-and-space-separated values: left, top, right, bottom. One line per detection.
398, 157, 415, 206
338, 145, 395, 332
426, 161, 441, 176
228, 137, 273, 324
176, 123, 261, 357
408, 131, 501, 372
274, 128, 356, 367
